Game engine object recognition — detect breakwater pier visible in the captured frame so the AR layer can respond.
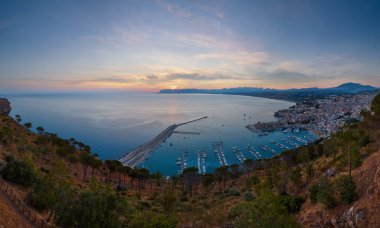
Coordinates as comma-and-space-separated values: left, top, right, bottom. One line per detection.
119, 116, 207, 167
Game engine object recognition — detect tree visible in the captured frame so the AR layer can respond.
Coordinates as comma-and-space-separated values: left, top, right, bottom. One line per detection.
215, 165, 229, 190
181, 167, 199, 196
335, 130, 359, 178
201, 173, 215, 191
105, 160, 123, 183
305, 163, 314, 182
334, 175, 357, 204
289, 166, 302, 193
15, 114, 22, 123
170, 175, 179, 189
121, 166, 132, 183
243, 159, 254, 175
67, 154, 78, 167
24, 122, 32, 129
229, 190, 300, 228
136, 168, 150, 190
80, 152, 93, 182
153, 171, 163, 187
129, 169, 138, 189
161, 188, 177, 214
230, 164, 241, 185
89, 156, 102, 178
36, 126, 45, 135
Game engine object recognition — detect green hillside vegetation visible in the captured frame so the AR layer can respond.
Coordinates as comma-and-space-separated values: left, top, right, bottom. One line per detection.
0, 92, 379, 227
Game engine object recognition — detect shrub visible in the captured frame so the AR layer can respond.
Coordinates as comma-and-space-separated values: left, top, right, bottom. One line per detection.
308, 183, 319, 203
2, 157, 35, 187
128, 211, 178, 228
229, 190, 300, 227
54, 186, 131, 228
309, 177, 335, 208
179, 195, 188, 202
228, 187, 240, 196
243, 191, 254, 201
280, 195, 305, 213
30, 176, 59, 210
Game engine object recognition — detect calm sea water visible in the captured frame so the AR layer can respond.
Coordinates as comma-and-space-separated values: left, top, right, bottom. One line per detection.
6, 93, 316, 176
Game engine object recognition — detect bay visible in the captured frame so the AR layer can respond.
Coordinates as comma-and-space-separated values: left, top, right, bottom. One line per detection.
6, 93, 316, 176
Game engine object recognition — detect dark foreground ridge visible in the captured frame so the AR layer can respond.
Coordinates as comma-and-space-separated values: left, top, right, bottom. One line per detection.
160, 82, 379, 102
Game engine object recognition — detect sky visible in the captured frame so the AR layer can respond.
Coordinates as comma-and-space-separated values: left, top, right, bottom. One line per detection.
0, 0, 379, 92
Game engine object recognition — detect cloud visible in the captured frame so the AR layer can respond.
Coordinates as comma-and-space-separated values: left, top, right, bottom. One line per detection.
156, 0, 192, 18
261, 70, 313, 82
145, 75, 159, 80
165, 72, 238, 81
90, 76, 136, 83
195, 51, 270, 66
191, 0, 225, 18
81, 25, 148, 48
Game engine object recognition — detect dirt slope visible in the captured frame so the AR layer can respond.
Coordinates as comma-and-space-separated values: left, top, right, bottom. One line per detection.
0, 191, 32, 228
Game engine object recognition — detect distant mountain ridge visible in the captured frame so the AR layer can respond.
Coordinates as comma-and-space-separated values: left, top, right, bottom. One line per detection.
332, 82, 377, 93
160, 82, 379, 102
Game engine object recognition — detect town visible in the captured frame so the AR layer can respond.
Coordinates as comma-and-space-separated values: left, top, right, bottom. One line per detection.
248, 92, 377, 138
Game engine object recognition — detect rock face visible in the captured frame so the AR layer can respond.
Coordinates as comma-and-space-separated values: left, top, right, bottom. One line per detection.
0, 98, 11, 115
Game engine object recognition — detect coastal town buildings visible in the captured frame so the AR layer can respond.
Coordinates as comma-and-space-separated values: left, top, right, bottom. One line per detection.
248, 92, 377, 138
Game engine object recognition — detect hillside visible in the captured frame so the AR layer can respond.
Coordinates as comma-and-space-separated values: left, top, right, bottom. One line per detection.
0, 92, 379, 227
299, 149, 380, 227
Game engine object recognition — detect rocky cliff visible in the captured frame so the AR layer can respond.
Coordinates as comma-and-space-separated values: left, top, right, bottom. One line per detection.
0, 98, 11, 115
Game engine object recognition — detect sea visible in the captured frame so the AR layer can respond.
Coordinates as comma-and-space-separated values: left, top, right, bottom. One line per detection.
6, 93, 317, 176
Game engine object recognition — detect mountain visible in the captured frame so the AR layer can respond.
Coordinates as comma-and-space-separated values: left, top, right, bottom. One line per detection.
332, 82, 377, 93
160, 83, 379, 102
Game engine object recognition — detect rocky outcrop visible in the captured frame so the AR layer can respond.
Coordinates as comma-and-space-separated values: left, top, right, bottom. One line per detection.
0, 98, 11, 115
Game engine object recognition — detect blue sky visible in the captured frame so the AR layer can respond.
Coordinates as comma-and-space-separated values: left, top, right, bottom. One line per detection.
0, 0, 379, 92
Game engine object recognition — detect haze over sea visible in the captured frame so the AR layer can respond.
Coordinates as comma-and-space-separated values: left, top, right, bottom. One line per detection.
6, 93, 316, 175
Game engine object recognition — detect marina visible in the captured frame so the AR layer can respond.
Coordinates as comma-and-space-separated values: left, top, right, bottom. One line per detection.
197, 150, 208, 174
120, 116, 207, 167
259, 145, 278, 156
123, 121, 317, 174
141, 127, 317, 175
232, 146, 246, 163
213, 142, 228, 166
289, 135, 309, 145
270, 140, 290, 150
282, 139, 301, 147
246, 145, 262, 160
176, 150, 189, 175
